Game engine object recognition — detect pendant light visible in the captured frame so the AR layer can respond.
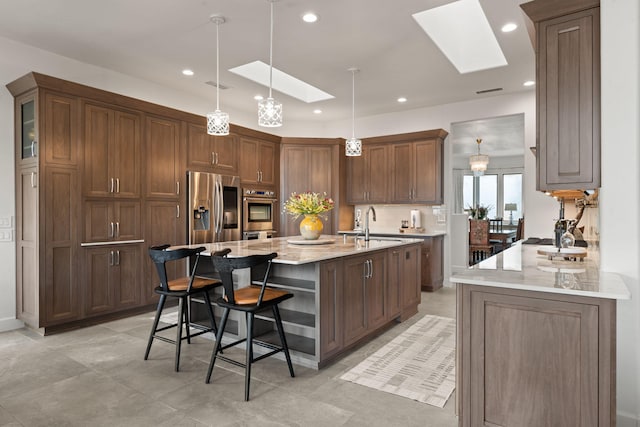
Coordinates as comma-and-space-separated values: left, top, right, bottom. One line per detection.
258, 0, 283, 127
469, 138, 489, 176
207, 15, 229, 136
345, 67, 361, 156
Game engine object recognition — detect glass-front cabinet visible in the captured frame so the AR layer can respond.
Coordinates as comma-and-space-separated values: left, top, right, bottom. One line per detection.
18, 91, 37, 162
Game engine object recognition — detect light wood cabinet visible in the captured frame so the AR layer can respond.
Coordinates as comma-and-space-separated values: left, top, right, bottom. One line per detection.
521, 0, 600, 191
346, 144, 389, 204
84, 244, 142, 315
83, 102, 141, 198
239, 137, 278, 187
457, 284, 615, 426
186, 122, 238, 174
144, 115, 182, 199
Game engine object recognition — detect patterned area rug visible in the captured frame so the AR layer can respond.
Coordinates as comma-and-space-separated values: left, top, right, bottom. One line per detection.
340, 314, 456, 408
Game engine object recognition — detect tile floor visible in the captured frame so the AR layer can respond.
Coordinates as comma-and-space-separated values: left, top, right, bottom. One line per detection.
0, 287, 458, 427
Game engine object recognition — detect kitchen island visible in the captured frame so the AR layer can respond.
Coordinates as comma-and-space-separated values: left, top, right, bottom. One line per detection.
451, 242, 630, 427
190, 235, 423, 369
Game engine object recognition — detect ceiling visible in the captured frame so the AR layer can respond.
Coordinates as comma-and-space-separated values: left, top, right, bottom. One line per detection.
451, 113, 525, 158
0, 0, 535, 124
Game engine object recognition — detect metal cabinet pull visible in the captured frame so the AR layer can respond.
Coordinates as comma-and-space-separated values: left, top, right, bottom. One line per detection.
214, 152, 219, 165
109, 250, 114, 266
109, 222, 114, 238
176, 181, 180, 195
115, 222, 120, 238
116, 178, 120, 193
31, 140, 38, 157
30, 172, 37, 188
370, 259, 373, 278
211, 152, 215, 165
176, 205, 180, 218
257, 171, 261, 182
110, 177, 114, 193
116, 250, 120, 266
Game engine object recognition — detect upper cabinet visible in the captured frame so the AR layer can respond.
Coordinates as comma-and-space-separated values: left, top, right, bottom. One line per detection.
186, 122, 238, 174
521, 0, 600, 191
346, 144, 388, 204
239, 137, 278, 187
144, 115, 182, 199
83, 102, 141, 198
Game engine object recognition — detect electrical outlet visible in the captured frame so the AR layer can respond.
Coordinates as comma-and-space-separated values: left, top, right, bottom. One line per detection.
0, 229, 13, 242
0, 216, 13, 228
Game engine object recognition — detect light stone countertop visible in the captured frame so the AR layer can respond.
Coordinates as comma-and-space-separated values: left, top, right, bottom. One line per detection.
450, 241, 630, 300
184, 235, 422, 265
338, 229, 447, 238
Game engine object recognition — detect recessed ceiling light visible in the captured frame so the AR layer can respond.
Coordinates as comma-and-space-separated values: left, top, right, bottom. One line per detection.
313, 109, 322, 114
254, 95, 264, 101
397, 97, 408, 103
501, 23, 518, 33
182, 69, 194, 76
302, 12, 318, 23
230, 61, 335, 103
523, 80, 535, 87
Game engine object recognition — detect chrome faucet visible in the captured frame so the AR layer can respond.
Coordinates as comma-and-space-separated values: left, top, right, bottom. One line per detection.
364, 206, 376, 241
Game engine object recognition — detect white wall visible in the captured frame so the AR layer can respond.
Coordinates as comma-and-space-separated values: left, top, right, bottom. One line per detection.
600, 0, 640, 424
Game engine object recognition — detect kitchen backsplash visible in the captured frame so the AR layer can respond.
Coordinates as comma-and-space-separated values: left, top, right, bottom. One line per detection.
352, 204, 447, 234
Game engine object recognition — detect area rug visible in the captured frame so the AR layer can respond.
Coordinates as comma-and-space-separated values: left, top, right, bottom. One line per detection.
340, 314, 456, 408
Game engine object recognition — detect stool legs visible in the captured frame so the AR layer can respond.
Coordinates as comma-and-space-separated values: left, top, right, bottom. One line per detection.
245, 312, 254, 401
206, 307, 230, 383
273, 305, 295, 378
144, 294, 166, 360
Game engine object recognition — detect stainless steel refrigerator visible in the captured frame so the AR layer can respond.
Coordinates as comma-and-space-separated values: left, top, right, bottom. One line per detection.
187, 171, 241, 244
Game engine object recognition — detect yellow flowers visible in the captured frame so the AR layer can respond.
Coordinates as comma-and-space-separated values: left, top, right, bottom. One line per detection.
284, 191, 334, 218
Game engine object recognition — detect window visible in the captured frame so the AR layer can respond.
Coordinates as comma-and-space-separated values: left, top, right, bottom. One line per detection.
462, 172, 522, 220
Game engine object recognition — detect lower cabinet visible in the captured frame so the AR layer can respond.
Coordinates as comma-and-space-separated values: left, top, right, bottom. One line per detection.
319, 259, 344, 360
421, 235, 444, 292
84, 244, 142, 316
457, 284, 616, 427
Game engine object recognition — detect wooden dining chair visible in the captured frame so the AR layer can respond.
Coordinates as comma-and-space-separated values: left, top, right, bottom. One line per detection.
489, 218, 505, 252
469, 219, 493, 264
206, 248, 295, 401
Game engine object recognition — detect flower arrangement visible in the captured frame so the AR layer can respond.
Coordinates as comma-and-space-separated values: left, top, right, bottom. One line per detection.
284, 191, 334, 219
466, 204, 491, 220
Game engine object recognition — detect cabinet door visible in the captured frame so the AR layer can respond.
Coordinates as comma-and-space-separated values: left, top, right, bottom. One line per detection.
112, 110, 141, 198
113, 201, 141, 241
16, 90, 38, 166
366, 252, 387, 331
85, 247, 114, 315
212, 134, 238, 174
367, 145, 389, 203
85, 201, 112, 242
258, 141, 277, 186
387, 248, 403, 320
84, 103, 112, 197
186, 122, 213, 169
239, 137, 260, 184
17, 167, 38, 325
113, 245, 141, 308
144, 200, 184, 304
319, 259, 344, 360
343, 255, 367, 346
401, 245, 421, 310
413, 140, 440, 203
389, 143, 413, 203
538, 8, 600, 190
145, 116, 181, 199
43, 92, 78, 166
280, 146, 309, 236
347, 152, 368, 204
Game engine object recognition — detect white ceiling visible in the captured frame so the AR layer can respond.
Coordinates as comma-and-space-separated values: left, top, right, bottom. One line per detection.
451, 113, 525, 158
0, 0, 535, 125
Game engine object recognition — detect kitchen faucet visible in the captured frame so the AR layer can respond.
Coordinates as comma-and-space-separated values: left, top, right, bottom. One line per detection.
364, 206, 376, 241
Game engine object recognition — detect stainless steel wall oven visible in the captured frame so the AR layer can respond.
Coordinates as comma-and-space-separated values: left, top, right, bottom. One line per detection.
242, 188, 277, 237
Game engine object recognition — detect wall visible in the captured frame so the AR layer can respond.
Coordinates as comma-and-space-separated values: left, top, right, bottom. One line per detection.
600, 0, 640, 424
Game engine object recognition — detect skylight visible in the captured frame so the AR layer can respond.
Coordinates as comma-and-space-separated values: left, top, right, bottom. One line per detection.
412, 0, 507, 74
229, 61, 334, 103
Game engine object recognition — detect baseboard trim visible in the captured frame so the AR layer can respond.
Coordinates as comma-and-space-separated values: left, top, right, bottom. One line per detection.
0, 317, 25, 333
617, 411, 640, 427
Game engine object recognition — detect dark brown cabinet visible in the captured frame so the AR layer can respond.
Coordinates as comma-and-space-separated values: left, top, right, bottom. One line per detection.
186, 122, 238, 174
346, 144, 388, 204
342, 251, 387, 346
390, 139, 443, 204
421, 235, 444, 292
144, 115, 182, 199
84, 201, 141, 243
522, 0, 600, 191
83, 103, 141, 198
84, 244, 142, 315
239, 137, 278, 187
457, 284, 615, 426
319, 259, 344, 360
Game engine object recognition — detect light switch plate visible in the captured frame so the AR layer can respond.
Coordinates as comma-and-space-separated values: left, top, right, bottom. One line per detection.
0, 216, 13, 228
0, 229, 13, 242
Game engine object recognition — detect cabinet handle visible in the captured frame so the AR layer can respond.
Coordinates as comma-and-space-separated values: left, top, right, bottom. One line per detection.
176, 205, 180, 218
115, 222, 120, 238
211, 152, 215, 165
257, 171, 261, 182
109, 222, 114, 238
109, 250, 114, 266
259, 171, 263, 182
116, 178, 120, 193
109, 178, 114, 193
116, 250, 120, 266
176, 181, 180, 195
369, 259, 373, 278
30, 172, 37, 188
31, 140, 38, 157
215, 152, 219, 165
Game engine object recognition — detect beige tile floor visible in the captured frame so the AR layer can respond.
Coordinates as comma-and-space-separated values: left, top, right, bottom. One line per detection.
0, 287, 458, 427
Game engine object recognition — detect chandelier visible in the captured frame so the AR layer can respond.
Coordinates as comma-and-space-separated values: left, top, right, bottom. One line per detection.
206, 15, 229, 136
258, 0, 283, 127
345, 67, 361, 157
469, 138, 489, 176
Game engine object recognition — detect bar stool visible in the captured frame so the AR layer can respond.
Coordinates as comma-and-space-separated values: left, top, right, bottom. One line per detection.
145, 244, 223, 372
206, 249, 295, 401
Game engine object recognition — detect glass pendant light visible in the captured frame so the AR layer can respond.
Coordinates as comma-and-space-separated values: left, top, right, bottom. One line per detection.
345, 67, 361, 156
258, 0, 283, 127
469, 138, 489, 176
207, 15, 229, 136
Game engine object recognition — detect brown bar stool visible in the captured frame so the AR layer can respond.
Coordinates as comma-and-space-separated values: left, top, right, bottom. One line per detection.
145, 244, 223, 372
206, 248, 295, 401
